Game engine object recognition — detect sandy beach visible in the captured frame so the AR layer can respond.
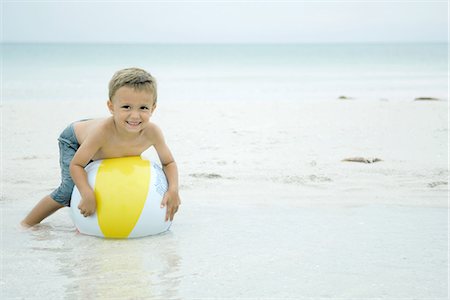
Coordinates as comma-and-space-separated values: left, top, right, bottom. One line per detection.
2, 96, 448, 299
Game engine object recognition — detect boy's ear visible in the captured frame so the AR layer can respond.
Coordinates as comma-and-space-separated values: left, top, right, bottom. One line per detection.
107, 100, 114, 114
151, 102, 157, 113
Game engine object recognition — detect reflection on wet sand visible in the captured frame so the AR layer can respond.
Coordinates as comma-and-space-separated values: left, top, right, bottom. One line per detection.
52, 231, 181, 299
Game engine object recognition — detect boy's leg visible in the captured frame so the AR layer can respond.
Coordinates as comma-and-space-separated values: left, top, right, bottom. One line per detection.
21, 123, 78, 228
21, 195, 64, 228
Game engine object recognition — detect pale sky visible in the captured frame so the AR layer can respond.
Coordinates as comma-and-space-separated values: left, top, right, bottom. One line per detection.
1, 1, 448, 43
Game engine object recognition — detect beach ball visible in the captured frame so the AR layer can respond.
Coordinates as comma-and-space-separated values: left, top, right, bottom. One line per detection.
70, 156, 171, 238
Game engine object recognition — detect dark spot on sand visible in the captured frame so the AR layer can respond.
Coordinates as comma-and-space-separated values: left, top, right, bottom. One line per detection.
428, 181, 448, 188
308, 175, 333, 182
13, 155, 39, 160
342, 157, 382, 164
189, 173, 223, 179
12, 179, 31, 184
274, 175, 332, 185
338, 95, 354, 100
414, 97, 440, 101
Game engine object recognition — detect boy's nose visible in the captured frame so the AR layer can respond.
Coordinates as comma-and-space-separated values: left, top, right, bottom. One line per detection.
129, 110, 140, 119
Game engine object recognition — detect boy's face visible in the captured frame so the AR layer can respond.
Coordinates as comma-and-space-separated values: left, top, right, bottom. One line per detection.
107, 86, 156, 133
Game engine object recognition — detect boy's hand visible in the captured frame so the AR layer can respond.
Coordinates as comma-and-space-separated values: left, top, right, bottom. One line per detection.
78, 190, 97, 217
160, 189, 180, 222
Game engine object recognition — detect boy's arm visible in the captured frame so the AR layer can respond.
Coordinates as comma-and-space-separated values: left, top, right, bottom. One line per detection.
70, 129, 105, 217
151, 125, 180, 221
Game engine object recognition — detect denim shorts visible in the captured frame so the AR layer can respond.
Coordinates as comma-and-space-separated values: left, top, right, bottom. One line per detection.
50, 122, 81, 206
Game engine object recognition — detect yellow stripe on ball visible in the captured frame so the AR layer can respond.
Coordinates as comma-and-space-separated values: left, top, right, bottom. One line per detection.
95, 156, 150, 238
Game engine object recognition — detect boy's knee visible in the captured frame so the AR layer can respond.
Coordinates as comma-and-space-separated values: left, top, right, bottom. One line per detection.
46, 195, 66, 209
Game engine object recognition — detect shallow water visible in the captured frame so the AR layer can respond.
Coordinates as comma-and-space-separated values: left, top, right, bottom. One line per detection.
2, 188, 448, 299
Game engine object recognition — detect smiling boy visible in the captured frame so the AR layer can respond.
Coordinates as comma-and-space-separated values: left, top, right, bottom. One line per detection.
21, 68, 180, 227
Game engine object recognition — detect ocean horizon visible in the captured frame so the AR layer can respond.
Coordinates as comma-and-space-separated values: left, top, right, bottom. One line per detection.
2, 42, 448, 103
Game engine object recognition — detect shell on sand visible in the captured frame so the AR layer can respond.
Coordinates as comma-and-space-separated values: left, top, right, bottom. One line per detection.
342, 157, 382, 164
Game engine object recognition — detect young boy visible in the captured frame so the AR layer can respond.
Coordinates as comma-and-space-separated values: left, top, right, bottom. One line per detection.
21, 67, 180, 227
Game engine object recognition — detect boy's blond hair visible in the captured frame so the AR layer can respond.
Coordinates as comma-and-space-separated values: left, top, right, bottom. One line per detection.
109, 67, 157, 103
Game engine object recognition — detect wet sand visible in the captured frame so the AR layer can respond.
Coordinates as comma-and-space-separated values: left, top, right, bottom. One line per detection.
2, 98, 448, 299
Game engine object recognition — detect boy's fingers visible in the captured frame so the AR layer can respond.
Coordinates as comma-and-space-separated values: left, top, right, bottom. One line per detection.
162, 196, 180, 221
160, 195, 168, 208
166, 205, 176, 222
169, 206, 179, 221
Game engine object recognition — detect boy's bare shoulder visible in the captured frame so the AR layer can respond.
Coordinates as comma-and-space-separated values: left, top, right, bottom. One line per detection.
142, 122, 164, 141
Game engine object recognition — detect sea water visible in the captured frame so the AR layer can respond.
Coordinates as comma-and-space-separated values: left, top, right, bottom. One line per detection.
2, 43, 448, 103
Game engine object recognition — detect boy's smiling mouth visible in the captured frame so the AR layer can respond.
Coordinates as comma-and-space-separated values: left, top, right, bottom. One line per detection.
126, 121, 142, 127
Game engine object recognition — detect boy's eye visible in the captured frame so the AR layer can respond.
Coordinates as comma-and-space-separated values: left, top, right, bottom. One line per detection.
140, 106, 150, 110
121, 105, 131, 109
